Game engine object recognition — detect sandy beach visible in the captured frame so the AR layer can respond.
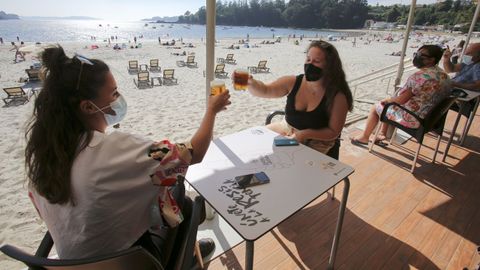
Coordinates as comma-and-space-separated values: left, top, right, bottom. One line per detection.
0, 32, 475, 269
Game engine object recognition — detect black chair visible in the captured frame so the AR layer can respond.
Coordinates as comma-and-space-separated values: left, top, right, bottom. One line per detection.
266, 110, 340, 198
1, 184, 205, 270
1, 242, 164, 270
369, 97, 457, 173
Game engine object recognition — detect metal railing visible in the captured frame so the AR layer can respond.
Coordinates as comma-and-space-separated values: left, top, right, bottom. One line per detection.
348, 58, 415, 104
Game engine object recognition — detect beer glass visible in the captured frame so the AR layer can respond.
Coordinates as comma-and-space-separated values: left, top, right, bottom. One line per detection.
210, 80, 226, 96
233, 68, 249, 90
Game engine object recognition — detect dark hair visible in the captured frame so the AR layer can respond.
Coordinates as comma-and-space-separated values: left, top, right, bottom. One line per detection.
308, 40, 353, 111
419, 45, 444, 65
25, 45, 110, 205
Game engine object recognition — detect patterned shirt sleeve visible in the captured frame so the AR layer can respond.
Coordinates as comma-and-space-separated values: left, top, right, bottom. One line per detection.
472, 64, 480, 82
148, 140, 193, 186
147, 140, 193, 228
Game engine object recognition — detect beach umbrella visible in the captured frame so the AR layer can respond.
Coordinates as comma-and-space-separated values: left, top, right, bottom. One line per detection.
206, 0, 216, 104
393, 0, 416, 91
460, 0, 480, 59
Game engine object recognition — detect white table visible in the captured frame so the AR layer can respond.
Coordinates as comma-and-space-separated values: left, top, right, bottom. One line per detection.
185, 126, 354, 269
442, 89, 480, 162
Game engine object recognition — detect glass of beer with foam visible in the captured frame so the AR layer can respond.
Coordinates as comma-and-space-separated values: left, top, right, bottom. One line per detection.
210, 80, 226, 96
233, 68, 249, 90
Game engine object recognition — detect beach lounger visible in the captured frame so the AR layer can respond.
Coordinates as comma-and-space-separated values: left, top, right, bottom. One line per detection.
176, 55, 197, 68
149, 59, 161, 72
217, 54, 236, 64
162, 69, 178, 85
214, 63, 229, 78
225, 54, 236, 64
133, 71, 152, 89
25, 68, 40, 81
128, 60, 139, 74
3, 87, 32, 106
248, 60, 270, 73
186, 55, 197, 68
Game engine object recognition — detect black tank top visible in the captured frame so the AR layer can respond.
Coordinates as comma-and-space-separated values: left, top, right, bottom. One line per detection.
285, 74, 330, 130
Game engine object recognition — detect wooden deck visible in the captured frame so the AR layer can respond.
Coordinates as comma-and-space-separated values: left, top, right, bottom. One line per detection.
206, 110, 480, 270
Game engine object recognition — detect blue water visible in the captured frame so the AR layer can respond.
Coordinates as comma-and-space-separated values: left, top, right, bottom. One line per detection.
0, 19, 345, 42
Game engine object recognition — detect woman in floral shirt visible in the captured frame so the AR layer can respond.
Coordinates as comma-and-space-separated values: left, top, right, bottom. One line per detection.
351, 45, 450, 146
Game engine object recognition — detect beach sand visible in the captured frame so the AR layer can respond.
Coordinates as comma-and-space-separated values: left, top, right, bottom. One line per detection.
0, 33, 474, 269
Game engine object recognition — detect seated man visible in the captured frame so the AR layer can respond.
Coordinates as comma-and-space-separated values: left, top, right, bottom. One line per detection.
443, 42, 480, 136
443, 42, 480, 91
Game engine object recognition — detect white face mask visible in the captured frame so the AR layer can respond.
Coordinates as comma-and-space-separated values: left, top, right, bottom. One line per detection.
90, 95, 127, 126
462, 54, 473, 65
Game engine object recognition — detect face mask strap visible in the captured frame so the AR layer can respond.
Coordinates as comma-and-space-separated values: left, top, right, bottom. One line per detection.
89, 101, 111, 114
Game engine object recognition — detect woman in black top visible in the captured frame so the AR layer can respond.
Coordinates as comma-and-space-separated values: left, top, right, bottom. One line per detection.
247, 40, 353, 153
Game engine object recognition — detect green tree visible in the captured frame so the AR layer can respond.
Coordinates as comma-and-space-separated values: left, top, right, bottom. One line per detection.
386, 5, 401, 22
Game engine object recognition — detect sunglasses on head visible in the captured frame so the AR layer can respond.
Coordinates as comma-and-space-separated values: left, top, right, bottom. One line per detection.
74, 53, 94, 90
413, 52, 432, 58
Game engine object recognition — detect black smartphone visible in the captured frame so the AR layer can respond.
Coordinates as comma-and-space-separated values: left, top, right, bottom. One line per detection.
274, 137, 299, 146
235, 172, 270, 189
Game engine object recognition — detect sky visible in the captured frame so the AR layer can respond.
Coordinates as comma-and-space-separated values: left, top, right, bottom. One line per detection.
1, 0, 438, 21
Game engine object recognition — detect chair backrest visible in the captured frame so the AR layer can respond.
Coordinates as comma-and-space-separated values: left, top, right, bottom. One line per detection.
0, 245, 164, 270
163, 69, 175, 79
215, 64, 225, 73
186, 56, 195, 63
226, 54, 234, 60
423, 96, 458, 133
150, 59, 159, 68
138, 71, 150, 82
129, 60, 138, 69
258, 60, 267, 68
4, 87, 26, 97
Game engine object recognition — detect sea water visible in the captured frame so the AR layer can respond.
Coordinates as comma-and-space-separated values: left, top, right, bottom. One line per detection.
0, 19, 346, 43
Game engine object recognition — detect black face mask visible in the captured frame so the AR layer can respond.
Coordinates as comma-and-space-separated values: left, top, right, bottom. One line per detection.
412, 55, 426, 68
304, 63, 323, 81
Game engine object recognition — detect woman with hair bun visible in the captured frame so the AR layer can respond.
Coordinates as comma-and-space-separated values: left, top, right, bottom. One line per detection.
25, 46, 230, 264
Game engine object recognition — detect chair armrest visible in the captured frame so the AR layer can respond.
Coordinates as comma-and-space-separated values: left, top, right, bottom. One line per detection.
381, 102, 423, 125
34, 231, 53, 258
177, 195, 205, 270
265, 110, 285, 125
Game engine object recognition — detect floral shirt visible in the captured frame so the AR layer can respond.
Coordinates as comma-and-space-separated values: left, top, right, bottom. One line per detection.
379, 66, 450, 128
